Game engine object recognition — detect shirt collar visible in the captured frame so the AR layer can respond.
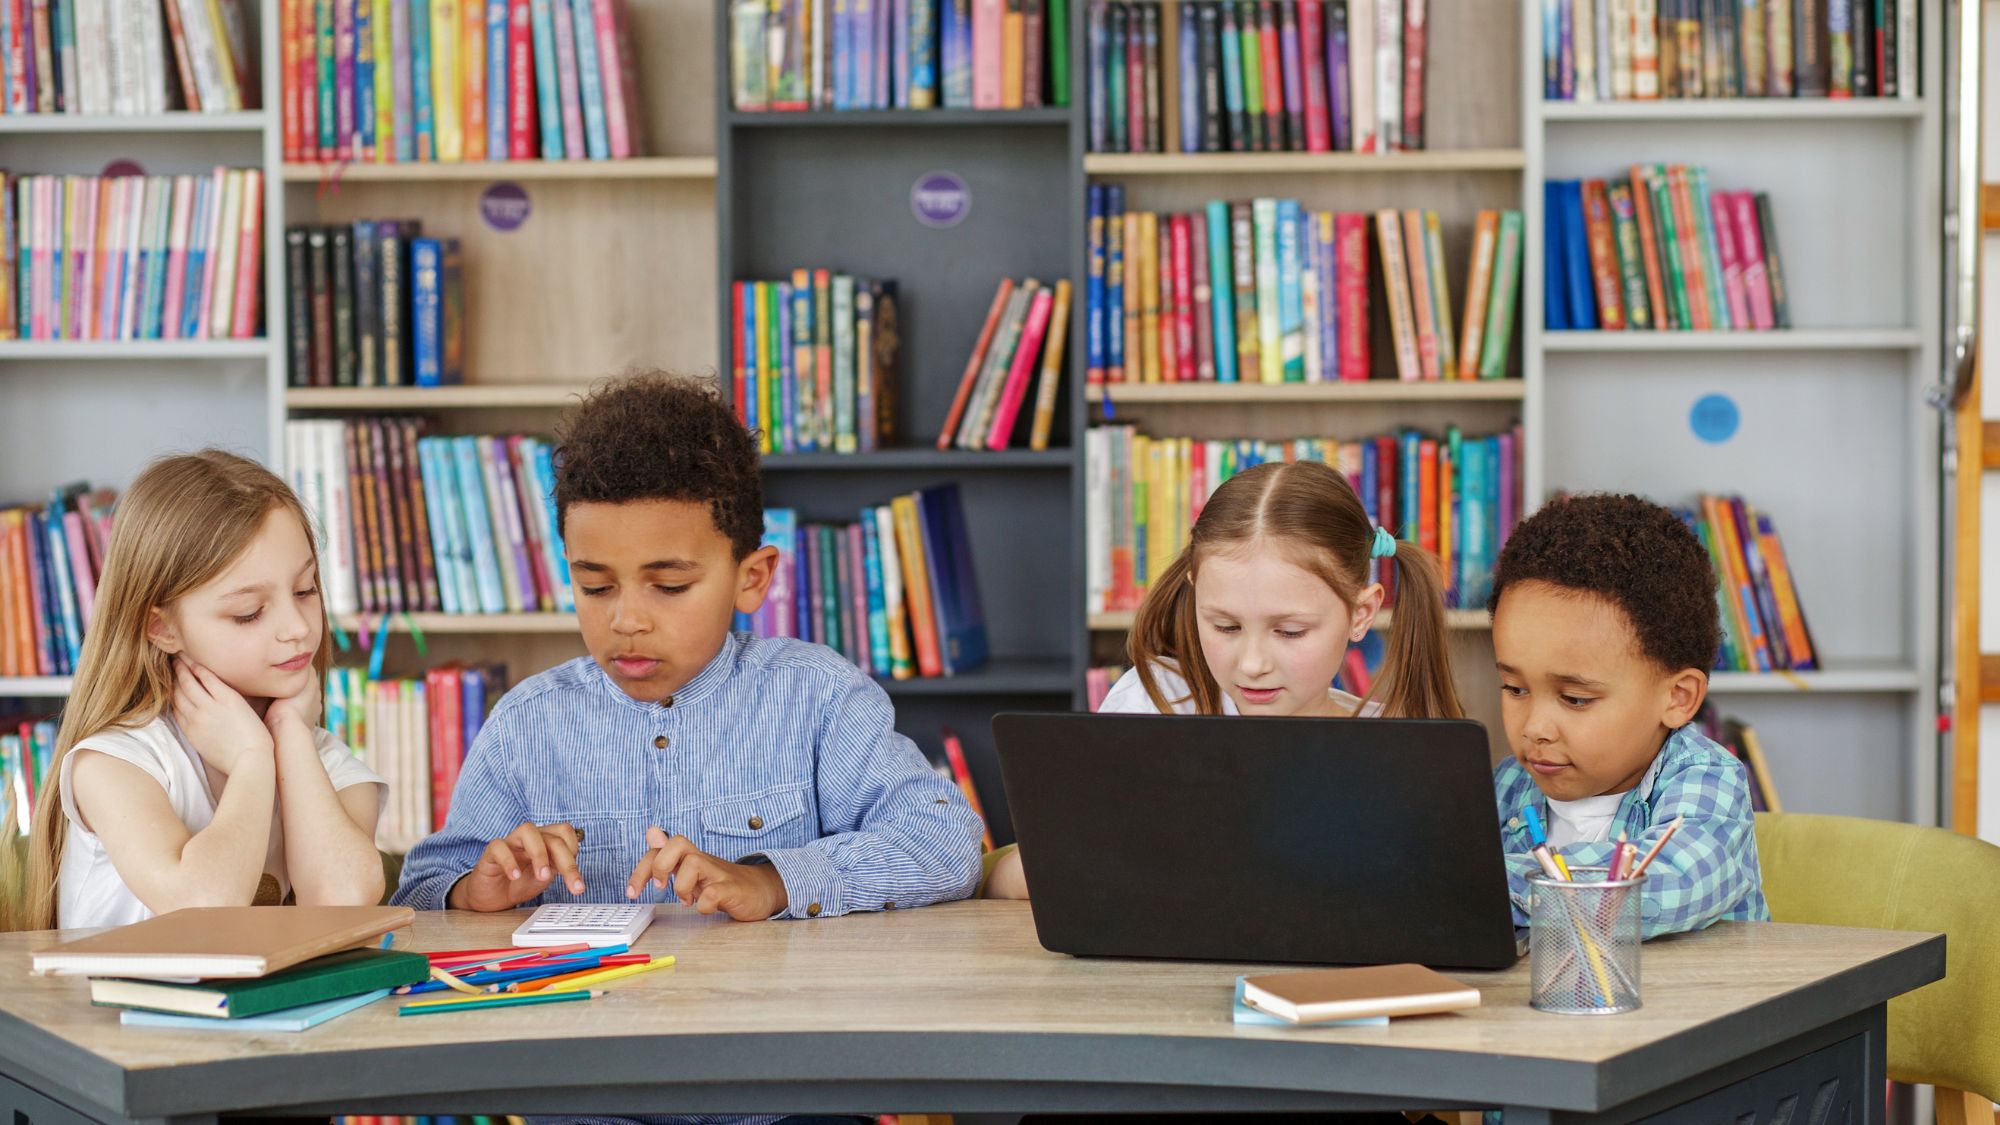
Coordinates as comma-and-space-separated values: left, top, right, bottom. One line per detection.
588, 630, 741, 714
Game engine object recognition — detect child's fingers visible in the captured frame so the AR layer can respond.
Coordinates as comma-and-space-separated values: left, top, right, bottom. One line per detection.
692, 882, 727, 917
541, 828, 585, 895
625, 848, 661, 900
505, 823, 554, 881
478, 838, 525, 882
668, 851, 713, 907
645, 835, 698, 895
172, 659, 205, 704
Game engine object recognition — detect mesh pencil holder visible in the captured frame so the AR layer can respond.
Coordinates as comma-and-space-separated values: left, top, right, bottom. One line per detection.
1528, 866, 1643, 1015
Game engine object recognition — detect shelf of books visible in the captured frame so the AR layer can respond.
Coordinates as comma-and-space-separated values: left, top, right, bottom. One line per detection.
1087, 380, 1525, 404
1527, 0, 1941, 823
1082, 151, 1530, 175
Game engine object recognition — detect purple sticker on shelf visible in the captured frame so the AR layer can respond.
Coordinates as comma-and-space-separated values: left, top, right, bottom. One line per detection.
480, 182, 532, 232
102, 158, 144, 177
1689, 393, 1740, 445
911, 171, 970, 229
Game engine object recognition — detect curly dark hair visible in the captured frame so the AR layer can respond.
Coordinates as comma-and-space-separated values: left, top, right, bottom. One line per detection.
554, 373, 764, 559
1489, 493, 1721, 675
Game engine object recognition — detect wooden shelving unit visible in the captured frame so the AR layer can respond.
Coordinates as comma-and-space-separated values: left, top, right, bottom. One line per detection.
279, 157, 718, 183
1087, 381, 1526, 404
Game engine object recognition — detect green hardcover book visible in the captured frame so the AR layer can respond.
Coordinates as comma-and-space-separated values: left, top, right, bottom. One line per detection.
1107, 3, 1127, 150
1477, 211, 1523, 379
89, 949, 426, 1021
1252, 197, 1281, 384
1049, 0, 1069, 106
1230, 202, 1259, 378
1238, 1, 1263, 151
1756, 192, 1790, 329
817, 523, 842, 654
1606, 184, 1651, 331
1689, 167, 1731, 330
1646, 166, 1693, 332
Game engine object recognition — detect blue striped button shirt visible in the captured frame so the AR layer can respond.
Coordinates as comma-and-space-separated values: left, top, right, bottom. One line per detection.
393, 631, 986, 921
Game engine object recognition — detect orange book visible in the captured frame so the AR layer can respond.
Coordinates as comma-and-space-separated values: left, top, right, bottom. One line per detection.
1753, 510, 1816, 668
1581, 180, 1625, 330
1122, 210, 1142, 382
1401, 210, 1440, 380
1627, 166, 1671, 329
1437, 439, 1453, 594
1700, 494, 1760, 669
1028, 279, 1073, 451
1138, 210, 1161, 383
1417, 439, 1438, 555
0, 511, 17, 676
463, 0, 488, 160
9, 513, 35, 675
1374, 210, 1421, 381
1457, 210, 1499, 380
1000, 0, 1024, 107
890, 495, 944, 678
1666, 166, 1711, 330
941, 727, 995, 850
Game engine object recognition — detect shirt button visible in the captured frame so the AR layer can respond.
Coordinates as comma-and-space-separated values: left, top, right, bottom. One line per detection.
653, 735, 669, 749
747, 815, 764, 830
662, 696, 674, 708
806, 903, 822, 917
883, 901, 896, 910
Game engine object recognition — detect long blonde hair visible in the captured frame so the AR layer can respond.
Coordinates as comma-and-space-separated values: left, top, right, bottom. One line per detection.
1129, 459, 1463, 721
25, 450, 330, 930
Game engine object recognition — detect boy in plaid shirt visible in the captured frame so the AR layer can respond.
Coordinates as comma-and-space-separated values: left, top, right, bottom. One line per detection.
1487, 493, 1768, 938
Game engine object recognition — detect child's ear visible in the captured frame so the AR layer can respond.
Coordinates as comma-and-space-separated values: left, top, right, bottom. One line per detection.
733, 545, 780, 615
1662, 666, 1708, 730
146, 607, 184, 655
1348, 582, 1387, 641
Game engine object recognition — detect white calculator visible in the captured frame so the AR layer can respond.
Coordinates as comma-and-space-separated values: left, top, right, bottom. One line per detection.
511, 903, 658, 948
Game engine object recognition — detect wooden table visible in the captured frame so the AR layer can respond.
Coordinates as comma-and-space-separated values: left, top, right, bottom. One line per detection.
0, 901, 1943, 1125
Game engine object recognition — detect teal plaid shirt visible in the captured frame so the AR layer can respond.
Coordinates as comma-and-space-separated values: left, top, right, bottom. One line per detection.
1493, 724, 1769, 939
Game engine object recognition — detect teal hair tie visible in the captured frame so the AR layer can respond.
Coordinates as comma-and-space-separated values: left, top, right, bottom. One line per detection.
1370, 527, 1398, 559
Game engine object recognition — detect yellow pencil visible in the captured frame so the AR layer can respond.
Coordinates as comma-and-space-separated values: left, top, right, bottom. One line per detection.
1550, 851, 1573, 880
543, 955, 678, 993
402, 988, 607, 1010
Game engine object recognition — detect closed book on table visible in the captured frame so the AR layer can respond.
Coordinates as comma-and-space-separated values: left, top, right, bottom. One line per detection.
89, 949, 427, 1019
31, 906, 414, 979
1240, 963, 1479, 1024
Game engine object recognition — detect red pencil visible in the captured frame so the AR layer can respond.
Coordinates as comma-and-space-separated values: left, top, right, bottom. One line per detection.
1629, 817, 1685, 879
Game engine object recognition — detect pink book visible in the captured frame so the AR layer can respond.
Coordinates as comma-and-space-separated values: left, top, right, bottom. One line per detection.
507, 0, 535, 157
972, 0, 1002, 108
985, 286, 1055, 449
160, 177, 193, 340
195, 169, 227, 339
1730, 192, 1775, 330
506, 437, 556, 608
62, 511, 96, 625
1335, 212, 1371, 381
64, 178, 89, 340
550, 0, 586, 159
230, 170, 262, 339
845, 523, 870, 674
1710, 190, 1750, 331
593, 0, 642, 157
489, 437, 545, 610
118, 178, 149, 342
27, 179, 43, 341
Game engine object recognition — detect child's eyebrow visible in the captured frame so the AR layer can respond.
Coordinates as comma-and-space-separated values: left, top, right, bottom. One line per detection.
640, 560, 702, 572
218, 580, 273, 600
1553, 673, 1609, 689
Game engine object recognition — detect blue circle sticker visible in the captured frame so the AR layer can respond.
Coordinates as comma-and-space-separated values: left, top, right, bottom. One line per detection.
911, 171, 970, 228
1689, 394, 1740, 444
480, 182, 532, 232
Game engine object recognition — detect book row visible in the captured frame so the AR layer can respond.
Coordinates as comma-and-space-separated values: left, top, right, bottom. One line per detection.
1694, 700, 1782, 812
0, 485, 116, 679
281, 0, 646, 164
5, 168, 264, 342
1088, 186, 1525, 385
1546, 169, 1790, 333
1682, 493, 1815, 673
324, 663, 503, 853
285, 419, 574, 620
0, 714, 52, 832
731, 272, 899, 456
0, 0, 256, 114
1085, 423, 1523, 614
1542, 0, 1919, 102
738, 484, 989, 680
729, 0, 1070, 112
1088, 0, 1430, 155
285, 221, 466, 388
938, 277, 1071, 451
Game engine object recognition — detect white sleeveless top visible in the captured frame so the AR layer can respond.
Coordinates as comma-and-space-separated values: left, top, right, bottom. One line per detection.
1098, 661, 1382, 717
58, 715, 385, 929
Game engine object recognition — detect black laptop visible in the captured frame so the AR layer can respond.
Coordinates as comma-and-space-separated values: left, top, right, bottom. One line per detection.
991, 712, 1520, 969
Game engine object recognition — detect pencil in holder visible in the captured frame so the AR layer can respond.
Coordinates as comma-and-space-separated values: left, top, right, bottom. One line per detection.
1528, 866, 1642, 1015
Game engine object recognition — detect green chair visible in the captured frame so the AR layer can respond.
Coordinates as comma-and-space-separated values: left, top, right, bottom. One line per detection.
1755, 812, 2000, 1124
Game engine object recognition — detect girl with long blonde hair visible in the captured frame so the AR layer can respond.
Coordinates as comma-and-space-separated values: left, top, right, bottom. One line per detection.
25, 450, 384, 930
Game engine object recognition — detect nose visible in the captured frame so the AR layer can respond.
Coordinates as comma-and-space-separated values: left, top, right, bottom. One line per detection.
1521, 698, 1560, 745
1238, 632, 1275, 677
273, 595, 311, 644
609, 595, 648, 636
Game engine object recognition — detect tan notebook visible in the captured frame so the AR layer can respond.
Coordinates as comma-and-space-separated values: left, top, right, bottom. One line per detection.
1239, 964, 1480, 1024
32, 906, 415, 980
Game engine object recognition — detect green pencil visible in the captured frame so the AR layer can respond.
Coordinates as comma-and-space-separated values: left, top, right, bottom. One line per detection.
397, 989, 603, 1017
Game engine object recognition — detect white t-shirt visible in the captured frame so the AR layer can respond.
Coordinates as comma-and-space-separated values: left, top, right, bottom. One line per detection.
1545, 792, 1625, 850
1098, 661, 1382, 717
58, 715, 385, 929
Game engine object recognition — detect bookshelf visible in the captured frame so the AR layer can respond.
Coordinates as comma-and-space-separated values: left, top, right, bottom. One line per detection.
1525, 1, 1944, 825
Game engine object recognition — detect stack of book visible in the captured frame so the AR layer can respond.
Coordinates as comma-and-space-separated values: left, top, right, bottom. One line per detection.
284, 419, 572, 619
1694, 700, 1782, 812
938, 277, 1071, 451
1088, 0, 1431, 154
0, 484, 116, 678
0, 713, 53, 834
5, 169, 265, 341
1546, 170, 1789, 332
1680, 493, 1814, 674
285, 222, 465, 388
1542, 0, 1918, 101
1089, 187, 1524, 383
729, 0, 1070, 111
0, 0, 258, 114
1086, 424, 1522, 614
325, 663, 504, 853
731, 271, 899, 456
738, 483, 988, 679
33, 906, 426, 1031
282, 0, 646, 163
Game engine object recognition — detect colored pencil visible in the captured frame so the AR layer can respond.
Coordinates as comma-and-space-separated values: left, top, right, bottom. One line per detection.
398, 989, 605, 1015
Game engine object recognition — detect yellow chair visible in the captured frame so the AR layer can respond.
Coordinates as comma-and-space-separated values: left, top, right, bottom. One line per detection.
1755, 812, 2000, 1124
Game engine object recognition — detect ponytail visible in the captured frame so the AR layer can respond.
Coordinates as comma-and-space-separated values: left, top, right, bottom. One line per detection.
1128, 547, 1226, 714
1368, 541, 1464, 720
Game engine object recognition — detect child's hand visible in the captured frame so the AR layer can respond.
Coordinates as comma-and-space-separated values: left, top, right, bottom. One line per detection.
626, 826, 788, 922
172, 659, 274, 777
448, 822, 585, 911
265, 668, 322, 733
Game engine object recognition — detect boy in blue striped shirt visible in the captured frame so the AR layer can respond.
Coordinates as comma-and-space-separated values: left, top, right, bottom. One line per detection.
1488, 493, 1767, 938
394, 374, 984, 921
